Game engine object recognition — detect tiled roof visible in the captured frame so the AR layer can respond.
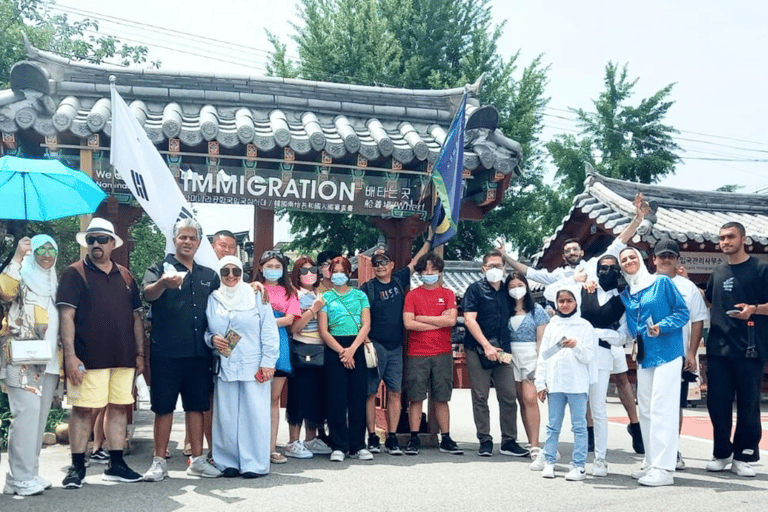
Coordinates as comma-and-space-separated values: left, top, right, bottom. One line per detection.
1, 45, 522, 177
533, 171, 768, 267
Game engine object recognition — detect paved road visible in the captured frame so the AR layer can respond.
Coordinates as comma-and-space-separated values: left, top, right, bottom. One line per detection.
3, 389, 768, 511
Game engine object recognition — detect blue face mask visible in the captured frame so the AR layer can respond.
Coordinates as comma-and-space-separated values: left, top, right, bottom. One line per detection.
421, 273, 439, 285
263, 268, 283, 282
331, 273, 349, 286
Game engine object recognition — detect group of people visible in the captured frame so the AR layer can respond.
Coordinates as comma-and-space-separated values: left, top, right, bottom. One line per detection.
0, 210, 765, 495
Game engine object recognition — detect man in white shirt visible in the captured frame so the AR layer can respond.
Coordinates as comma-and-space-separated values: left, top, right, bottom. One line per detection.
652, 239, 709, 470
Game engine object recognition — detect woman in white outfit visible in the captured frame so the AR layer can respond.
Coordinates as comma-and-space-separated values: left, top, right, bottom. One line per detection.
0, 235, 60, 496
206, 256, 280, 478
618, 247, 688, 487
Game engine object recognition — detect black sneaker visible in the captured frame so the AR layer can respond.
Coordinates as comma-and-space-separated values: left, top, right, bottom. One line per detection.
499, 439, 530, 457
627, 423, 645, 454
102, 462, 142, 483
478, 440, 493, 457
439, 435, 464, 455
404, 436, 420, 456
367, 433, 381, 453
62, 465, 85, 489
384, 435, 402, 455
89, 448, 110, 465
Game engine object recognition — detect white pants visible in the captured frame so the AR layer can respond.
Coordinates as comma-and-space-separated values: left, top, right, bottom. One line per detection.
213, 379, 271, 474
637, 357, 682, 471
6, 373, 58, 482
588, 368, 611, 460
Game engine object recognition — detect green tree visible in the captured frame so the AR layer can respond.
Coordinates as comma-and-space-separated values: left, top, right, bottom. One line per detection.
129, 212, 166, 282
270, 0, 550, 258
1, 0, 154, 86
547, 62, 681, 199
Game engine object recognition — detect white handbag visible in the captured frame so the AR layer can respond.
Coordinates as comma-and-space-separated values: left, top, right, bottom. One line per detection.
363, 342, 378, 369
9, 338, 53, 366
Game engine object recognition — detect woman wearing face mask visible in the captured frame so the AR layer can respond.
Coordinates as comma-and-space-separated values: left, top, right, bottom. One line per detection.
315, 250, 341, 295
206, 256, 279, 478
254, 251, 301, 464
534, 289, 597, 481
505, 272, 549, 466
0, 235, 60, 496
317, 256, 371, 462
284, 257, 332, 459
618, 247, 688, 487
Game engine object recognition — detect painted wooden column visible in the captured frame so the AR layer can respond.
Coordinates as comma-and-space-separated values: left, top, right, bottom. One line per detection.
253, 206, 275, 270
369, 214, 429, 268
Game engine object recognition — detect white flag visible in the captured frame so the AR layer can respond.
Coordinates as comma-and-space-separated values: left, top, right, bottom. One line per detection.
109, 86, 218, 270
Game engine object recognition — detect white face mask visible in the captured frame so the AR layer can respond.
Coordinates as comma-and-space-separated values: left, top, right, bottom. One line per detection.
508, 287, 526, 300
485, 268, 505, 283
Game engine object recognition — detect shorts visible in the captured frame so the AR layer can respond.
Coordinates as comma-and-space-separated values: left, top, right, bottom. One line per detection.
610, 345, 628, 374
405, 353, 453, 402
367, 341, 403, 395
68, 368, 135, 408
510, 342, 537, 382
680, 380, 690, 408
150, 356, 213, 415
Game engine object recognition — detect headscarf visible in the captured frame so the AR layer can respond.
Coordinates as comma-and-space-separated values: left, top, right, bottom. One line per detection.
20, 234, 58, 298
555, 289, 579, 318
596, 254, 621, 292
211, 256, 256, 311
619, 247, 657, 295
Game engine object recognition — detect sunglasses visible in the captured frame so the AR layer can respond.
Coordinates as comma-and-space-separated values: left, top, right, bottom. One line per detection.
220, 267, 243, 277
299, 266, 318, 275
261, 250, 283, 261
34, 247, 58, 257
372, 259, 390, 268
86, 235, 112, 245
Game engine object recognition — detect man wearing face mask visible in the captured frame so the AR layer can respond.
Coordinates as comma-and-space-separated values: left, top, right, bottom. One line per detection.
545, 255, 631, 477
361, 236, 431, 455
462, 250, 528, 457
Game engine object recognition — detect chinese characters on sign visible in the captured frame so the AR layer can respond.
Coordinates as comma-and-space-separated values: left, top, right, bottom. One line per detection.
678, 252, 768, 273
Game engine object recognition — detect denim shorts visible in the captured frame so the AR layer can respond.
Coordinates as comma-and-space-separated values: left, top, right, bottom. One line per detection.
367, 341, 403, 395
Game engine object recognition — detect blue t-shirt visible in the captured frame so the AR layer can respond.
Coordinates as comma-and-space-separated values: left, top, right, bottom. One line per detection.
322, 288, 370, 336
509, 303, 549, 343
620, 275, 689, 369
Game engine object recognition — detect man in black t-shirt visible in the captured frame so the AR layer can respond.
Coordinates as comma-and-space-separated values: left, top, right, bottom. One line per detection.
363, 238, 430, 455
705, 221, 768, 478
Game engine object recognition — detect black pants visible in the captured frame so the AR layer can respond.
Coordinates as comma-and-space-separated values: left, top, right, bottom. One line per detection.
706, 355, 764, 462
325, 336, 367, 454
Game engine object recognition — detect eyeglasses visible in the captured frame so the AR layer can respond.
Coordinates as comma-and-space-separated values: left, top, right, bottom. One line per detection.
220, 267, 243, 277
260, 250, 283, 261
484, 264, 504, 270
299, 266, 318, 275
85, 235, 112, 245
34, 247, 58, 257
372, 259, 390, 268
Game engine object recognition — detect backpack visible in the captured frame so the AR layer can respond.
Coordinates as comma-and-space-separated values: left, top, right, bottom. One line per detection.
361, 272, 408, 307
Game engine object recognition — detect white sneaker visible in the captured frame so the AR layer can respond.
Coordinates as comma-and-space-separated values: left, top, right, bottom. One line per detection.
730, 460, 756, 477
144, 456, 168, 482
350, 449, 374, 461
3, 477, 45, 496
592, 459, 608, 477
34, 475, 52, 489
285, 440, 314, 459
565, 466, 586, 481
676, 452, 685, 470
529, 452, 546, 471
638, 467, 674, 487
187, 455, 222, 478
305, 438, 332, 455
706, 455, 732, 472
330, 450, 345, 462
541, 462, 555, 479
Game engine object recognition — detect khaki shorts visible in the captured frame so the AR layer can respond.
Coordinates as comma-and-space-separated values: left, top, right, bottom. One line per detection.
510, 342, 538, 382
68, 368, 135, 408
405, 353, 453, 402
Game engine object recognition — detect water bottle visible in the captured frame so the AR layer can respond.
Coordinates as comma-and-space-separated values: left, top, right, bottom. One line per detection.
68, 365, 86, 401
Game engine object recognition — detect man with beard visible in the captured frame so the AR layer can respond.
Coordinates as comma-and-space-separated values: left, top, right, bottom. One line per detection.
651, 239, 708, 470
58, 218, 145, 488
705, 222, 768, 478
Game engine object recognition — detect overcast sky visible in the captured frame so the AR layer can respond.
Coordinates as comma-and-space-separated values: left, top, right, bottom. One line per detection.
52, 0, 768, 242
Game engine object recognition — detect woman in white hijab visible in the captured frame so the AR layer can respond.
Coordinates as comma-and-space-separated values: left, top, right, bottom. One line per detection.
618, 247, 688, 487
0, 235, 60, 496
205, 256, 280, 478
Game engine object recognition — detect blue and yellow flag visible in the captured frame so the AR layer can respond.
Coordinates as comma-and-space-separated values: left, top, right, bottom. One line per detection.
431, 92, 467, 248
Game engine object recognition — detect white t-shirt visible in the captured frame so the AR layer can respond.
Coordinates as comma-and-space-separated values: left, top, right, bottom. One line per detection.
671, 275, 709, 353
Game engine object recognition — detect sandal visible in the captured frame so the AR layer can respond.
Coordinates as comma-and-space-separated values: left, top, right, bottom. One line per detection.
270, 451, 288, 464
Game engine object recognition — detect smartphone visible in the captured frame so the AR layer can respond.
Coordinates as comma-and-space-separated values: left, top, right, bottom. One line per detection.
726, 309, 741, 316
255, 369, 266, 383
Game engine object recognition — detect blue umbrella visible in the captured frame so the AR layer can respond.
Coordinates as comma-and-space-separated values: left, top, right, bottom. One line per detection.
0, 155, 107, 221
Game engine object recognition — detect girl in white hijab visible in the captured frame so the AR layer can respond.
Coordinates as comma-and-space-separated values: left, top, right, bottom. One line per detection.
0, 235, 60, 495
618, 247, 689, 487
205, 255, 280, 478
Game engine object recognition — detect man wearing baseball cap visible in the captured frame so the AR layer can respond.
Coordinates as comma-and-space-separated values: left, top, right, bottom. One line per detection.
57, 218, 145, 488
